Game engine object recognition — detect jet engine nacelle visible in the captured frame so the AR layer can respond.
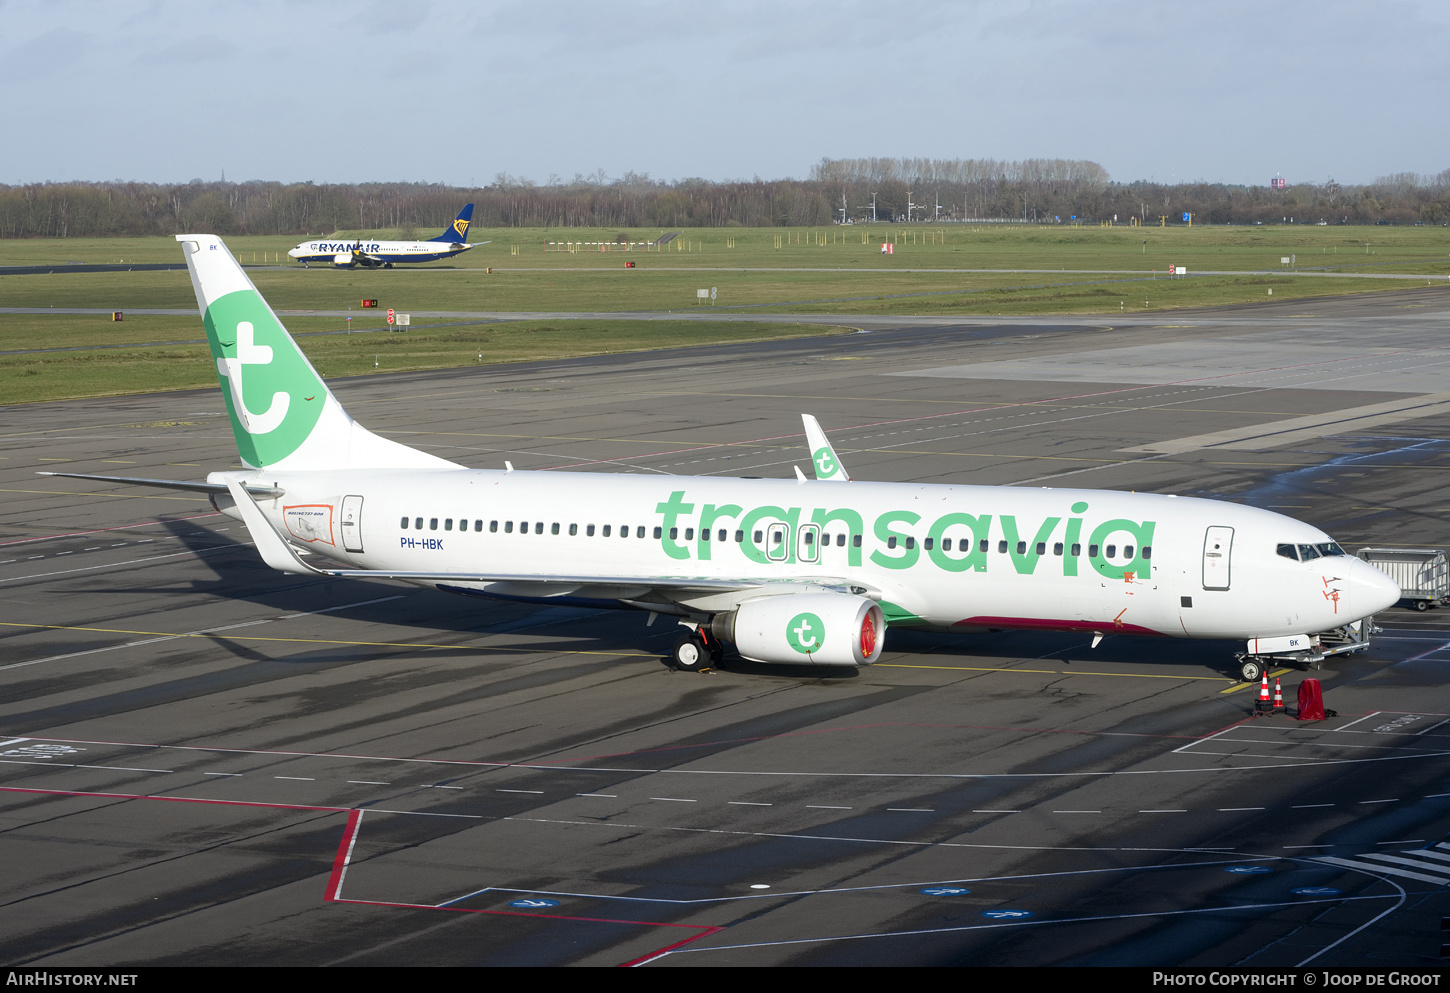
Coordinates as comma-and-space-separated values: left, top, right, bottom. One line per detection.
333, 253, 355, 268
715, 592, 885, 666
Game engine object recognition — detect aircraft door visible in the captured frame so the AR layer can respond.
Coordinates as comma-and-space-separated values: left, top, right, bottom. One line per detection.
797, 523, 821, 564
1202, 526, 1233, 590
340, 495, 365, 553
766, 522, 790, 562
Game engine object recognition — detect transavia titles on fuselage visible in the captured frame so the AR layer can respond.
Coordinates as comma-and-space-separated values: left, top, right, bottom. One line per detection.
46, 234, 1402, 682
286, 204, 485, 268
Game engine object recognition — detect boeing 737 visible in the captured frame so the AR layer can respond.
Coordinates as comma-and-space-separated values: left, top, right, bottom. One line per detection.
287, 204, 483, 268
45, 234, 1403, 682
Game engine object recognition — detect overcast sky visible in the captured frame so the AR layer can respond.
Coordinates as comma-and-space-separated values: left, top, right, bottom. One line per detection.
3, 0, 1446, 188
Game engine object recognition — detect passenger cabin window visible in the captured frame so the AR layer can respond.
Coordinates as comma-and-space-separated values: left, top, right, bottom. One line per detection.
1123, 545, 1134, 559
636, 526, 645, 539
569, 524, 578, 536
587, 524, 595, 536
430, 518, 439, 531
701, 529, 711, 542
414, 518, 423, 530
444, 519, 453, 531
1016, 541, 1027, 555
852, 534, 862, 548
490, 521, 499, 532
998, 541, 1008, 554
400, 517, 409, 529
1088, 544, 1099, 557
736, 530, 745, 543
685, 528, 695, 540
1053, 542, 1064, 556
1106, 544, 1116, 558
602, 525, 611, 537
475, 520, 483, 532
505, 521, 514, 533
1035, 542, 1046, 555
979, 540, 989, 554
1143, 546, 1152, 559
551, 523, 560, 535
1071, 543, 1081, 556
904, 537, 915, 550
656, 527, 665, 539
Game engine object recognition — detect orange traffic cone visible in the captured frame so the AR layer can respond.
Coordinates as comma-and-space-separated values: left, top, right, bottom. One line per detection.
1255, 673, 1272, 713
1272, 677, 1285, 713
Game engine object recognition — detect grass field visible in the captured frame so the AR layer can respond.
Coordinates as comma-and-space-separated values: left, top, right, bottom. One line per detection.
0, 315, 847, 405
2, 223, 1447, 405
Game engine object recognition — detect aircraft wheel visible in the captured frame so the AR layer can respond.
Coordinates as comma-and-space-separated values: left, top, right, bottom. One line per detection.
1240, 658, 1263, 683
671, 636, 709, 671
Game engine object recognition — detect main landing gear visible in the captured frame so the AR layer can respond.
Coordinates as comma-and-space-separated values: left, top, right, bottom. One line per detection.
669, 629, 726, 672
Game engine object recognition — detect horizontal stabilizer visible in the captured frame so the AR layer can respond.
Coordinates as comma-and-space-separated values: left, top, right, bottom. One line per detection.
39, 471, 283, 498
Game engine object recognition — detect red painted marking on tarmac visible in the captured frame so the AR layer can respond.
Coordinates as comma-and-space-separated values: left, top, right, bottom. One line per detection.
330, 896, 723, 967
5, 785, 726, 964
326, 808, 364, 901
0, 512, 222, 547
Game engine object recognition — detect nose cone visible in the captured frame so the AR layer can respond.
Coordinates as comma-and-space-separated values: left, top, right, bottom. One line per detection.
1349, 558, 1401, 616
286, 247, 302, 259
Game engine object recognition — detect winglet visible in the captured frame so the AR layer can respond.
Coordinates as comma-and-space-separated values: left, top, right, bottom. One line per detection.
802, 414, 851, 481
225, 479, 321, 576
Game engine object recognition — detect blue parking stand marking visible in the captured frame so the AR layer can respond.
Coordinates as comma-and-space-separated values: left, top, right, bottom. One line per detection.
921, 887, 970, 896
1292, 887, 1342, 896
983, 909, 1032, 919
1224, 865, 1273, 874
508, 898, 561, 909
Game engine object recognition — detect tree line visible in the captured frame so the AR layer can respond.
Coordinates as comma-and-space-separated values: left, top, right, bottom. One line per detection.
2, 159, 1447, 238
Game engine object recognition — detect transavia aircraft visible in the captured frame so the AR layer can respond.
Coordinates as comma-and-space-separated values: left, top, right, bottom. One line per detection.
286, 204, 484, 268
46, 234, 1402, 682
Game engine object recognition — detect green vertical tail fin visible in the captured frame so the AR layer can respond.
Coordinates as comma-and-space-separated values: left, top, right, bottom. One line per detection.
176, 235, 459, 471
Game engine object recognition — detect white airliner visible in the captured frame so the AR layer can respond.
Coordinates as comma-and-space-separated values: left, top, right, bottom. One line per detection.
45, 234, 1402, 682
287, 205, 484, 268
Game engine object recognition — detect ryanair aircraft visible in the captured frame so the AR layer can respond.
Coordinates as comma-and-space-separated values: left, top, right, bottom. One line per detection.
46, 234, 1402, 682
287, 204, 481, 268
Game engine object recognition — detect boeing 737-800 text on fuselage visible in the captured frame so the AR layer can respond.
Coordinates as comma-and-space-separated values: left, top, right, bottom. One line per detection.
287, 204, 481, 268
45, 234, 1401, 682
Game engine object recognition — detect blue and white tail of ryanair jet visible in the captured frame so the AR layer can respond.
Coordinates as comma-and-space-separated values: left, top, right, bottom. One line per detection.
287, 204, 486, 268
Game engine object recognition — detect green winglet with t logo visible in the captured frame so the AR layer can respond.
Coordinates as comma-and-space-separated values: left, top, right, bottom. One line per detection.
802, 413, 851, 482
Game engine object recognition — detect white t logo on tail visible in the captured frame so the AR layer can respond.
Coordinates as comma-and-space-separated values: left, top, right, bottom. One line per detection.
217, 321, 289, 434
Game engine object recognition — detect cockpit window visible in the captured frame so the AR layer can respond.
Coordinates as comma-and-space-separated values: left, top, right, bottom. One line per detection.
1276, 543, 1299, 561
1298, 543, 1321, 561
1316, 542, 1346, 557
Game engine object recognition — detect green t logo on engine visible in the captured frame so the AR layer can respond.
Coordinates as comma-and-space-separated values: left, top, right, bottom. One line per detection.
787, 612, 825, 654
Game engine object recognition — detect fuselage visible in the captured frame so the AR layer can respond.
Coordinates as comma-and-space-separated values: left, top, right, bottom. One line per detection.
218, 467, 1401, 642
286, 240, 471, 266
